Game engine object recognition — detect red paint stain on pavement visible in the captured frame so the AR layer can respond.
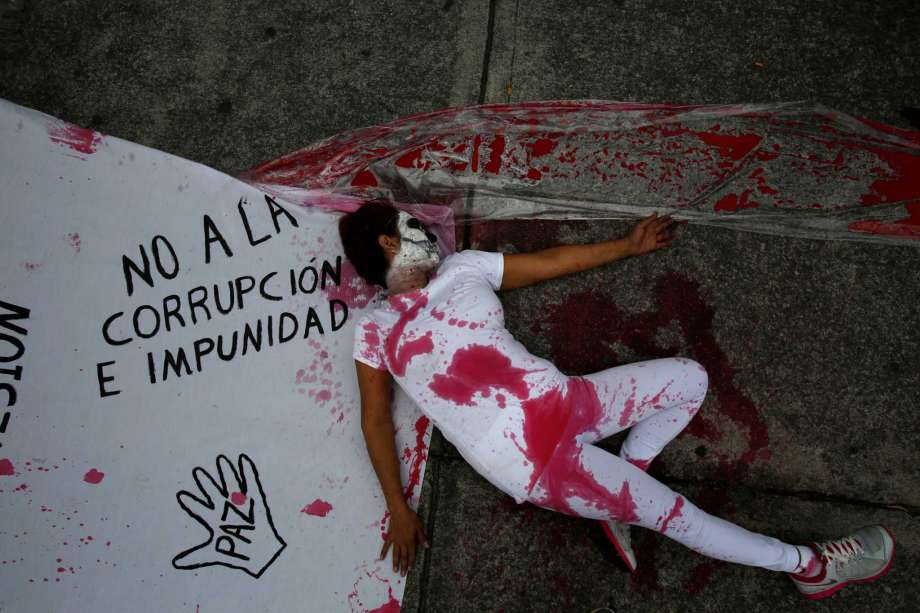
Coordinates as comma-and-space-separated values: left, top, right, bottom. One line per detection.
301, 498, 333, 517
534, 274, 770, 481
83, 469, 105, 484
47, 123, 103, 156
230, 491, 247, 506
385, 293, 433, 376
685, 561, 722, 593
0, 459, 14, 476
429, 344, 531, 405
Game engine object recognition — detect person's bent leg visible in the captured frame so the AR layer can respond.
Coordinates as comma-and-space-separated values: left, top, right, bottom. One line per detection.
531, 441, 810, 573
579, 357, 708, 470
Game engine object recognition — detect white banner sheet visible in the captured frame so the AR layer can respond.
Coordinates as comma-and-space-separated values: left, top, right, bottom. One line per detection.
0, 99, 436, 613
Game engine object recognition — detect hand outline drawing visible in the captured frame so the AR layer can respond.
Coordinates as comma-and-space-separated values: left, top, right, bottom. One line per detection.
172, 453, 286, 578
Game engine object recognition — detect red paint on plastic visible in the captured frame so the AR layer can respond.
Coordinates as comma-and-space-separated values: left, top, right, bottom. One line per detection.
485, 135, 505, 173
429, 344, 531, 405
351, 169, 379, 187
0, 458, 14, 476
515, 377, 641, 522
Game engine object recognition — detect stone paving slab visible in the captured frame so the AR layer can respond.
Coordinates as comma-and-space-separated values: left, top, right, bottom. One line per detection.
403, 456, 916, 612
464, 219, 920, 507
0, 0, 489, 174
483, 0, 920, 127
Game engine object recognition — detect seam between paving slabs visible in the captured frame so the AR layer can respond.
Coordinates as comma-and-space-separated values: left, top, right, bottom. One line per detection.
431, 455, 919, 517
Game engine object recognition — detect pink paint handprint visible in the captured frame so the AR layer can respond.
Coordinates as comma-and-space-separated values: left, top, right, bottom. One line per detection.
172, 454, 286, 578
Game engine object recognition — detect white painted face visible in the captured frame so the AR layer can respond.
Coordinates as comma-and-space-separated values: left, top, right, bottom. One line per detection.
391, 211, 440, 269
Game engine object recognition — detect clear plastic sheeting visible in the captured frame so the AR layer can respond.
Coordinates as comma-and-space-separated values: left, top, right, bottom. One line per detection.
242, 101, 920, 244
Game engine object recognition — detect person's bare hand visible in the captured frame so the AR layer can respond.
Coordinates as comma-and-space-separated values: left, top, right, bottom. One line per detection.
379, 505, 429, 577
625, 212, 678, 256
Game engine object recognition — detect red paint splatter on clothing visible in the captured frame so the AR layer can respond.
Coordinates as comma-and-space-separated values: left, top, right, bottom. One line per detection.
429, 344, 531, 405
430, 306, 446, 320
624, 456, 652, 472
0, 459, 13, 476
359, 320, 383, 364
83, 469, 105, 484
230, 491, 247, 506
402, 415, 430, 501
657, 495, 684, 533
385, 294, 433, 376
301, 498, 333, 517
496, 393, 506, 408
515, 377, 641, 522
617, 379, 638, 427
323, 260, 380, 309
47, 123, 103, 156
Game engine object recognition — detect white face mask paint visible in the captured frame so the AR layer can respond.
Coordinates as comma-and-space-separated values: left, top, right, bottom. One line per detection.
385, 211, 440, 294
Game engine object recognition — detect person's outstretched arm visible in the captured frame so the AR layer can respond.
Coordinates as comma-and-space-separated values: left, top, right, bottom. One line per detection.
355, 360, 429, 576
500, 212, 678, 291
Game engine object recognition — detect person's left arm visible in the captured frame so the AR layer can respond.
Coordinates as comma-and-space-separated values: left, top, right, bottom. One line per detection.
500, 212, 677, 291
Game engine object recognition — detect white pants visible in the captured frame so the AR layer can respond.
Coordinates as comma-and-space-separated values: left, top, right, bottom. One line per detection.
526, 357, 801, 572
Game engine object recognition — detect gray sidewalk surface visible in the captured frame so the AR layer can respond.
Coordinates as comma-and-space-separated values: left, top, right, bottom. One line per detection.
2, 1, 917, 611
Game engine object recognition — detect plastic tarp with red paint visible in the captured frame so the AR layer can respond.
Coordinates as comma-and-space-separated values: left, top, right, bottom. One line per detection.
243, 101, 920, 244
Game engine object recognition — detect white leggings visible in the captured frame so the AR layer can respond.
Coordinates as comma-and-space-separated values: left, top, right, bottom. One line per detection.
526, 357, 802, 573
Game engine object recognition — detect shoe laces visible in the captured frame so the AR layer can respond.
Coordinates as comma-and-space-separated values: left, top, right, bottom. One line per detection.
815, 535, 864, 564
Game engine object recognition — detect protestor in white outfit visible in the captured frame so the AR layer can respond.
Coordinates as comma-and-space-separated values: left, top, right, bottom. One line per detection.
340, 199, 895, 600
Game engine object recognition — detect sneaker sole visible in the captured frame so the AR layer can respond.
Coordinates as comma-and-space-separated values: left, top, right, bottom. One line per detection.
801, 526, 897, 601
600, 521, 637, 574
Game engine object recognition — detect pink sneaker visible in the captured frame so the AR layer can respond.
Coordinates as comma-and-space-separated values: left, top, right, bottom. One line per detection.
788, 525, 896, 600
600, 519, 636, 573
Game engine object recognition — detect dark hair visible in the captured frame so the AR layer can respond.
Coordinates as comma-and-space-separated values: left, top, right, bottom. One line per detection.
338, 198, 400, 289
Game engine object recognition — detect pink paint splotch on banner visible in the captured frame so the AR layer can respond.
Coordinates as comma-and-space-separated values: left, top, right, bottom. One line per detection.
0, 458, 15, 476
65, 232, 82, 253
323, 259, 382, 310
82, 469, 105, 485
302, 498, 334, 517
47, 121, 103, 158
230, 492, 247, 506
